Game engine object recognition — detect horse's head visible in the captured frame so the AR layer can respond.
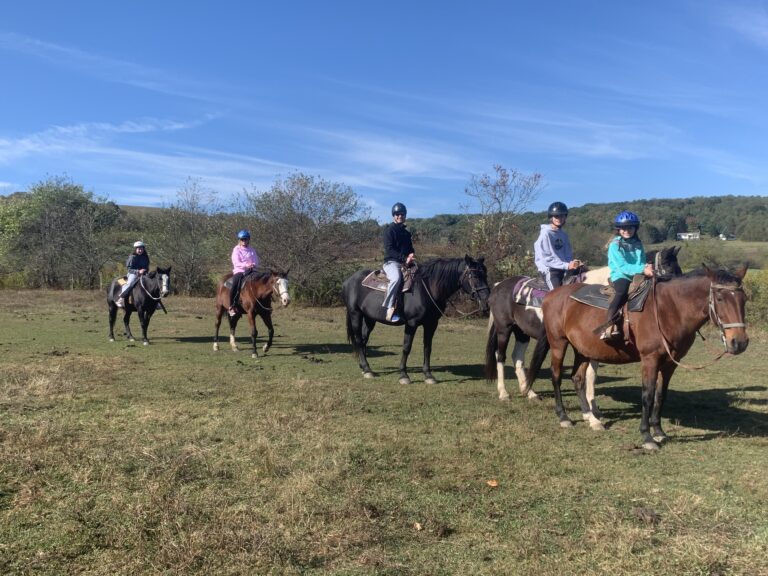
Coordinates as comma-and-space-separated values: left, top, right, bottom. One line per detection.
705, 264, 749, 355
272, 270, 290, 307
157, 266, 172, 298
655, 246, 683, 279
462, 255, 490, 314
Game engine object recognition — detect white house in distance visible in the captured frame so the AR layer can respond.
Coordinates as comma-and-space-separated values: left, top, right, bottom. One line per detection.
676, 231, 701, 240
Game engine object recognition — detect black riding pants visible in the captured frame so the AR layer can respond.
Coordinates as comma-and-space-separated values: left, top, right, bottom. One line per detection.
607, 278, 631, 322
230, 272, 245, 308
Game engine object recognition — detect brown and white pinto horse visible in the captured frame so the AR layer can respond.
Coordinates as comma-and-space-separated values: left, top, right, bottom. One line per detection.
542, 266, 749, 450
213, 270, 290, 358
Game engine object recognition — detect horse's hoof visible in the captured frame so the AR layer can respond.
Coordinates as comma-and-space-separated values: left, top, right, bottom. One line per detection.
143, 341, 149, 347
499, 394, 510, 402
128, 338, 135, 342
643, 441, 661, 451
526, 391, 542, 402
109, 338, 115, 342
589, 420, 606, 431
251, 353, 258, 359
262, 344, 269, 353
559, 419, 574, 428
424, 377, 437, 385
399, 377, 412, 385
653, 434, 669, 444
362, 372, 375, 379
213, 344, 219, 352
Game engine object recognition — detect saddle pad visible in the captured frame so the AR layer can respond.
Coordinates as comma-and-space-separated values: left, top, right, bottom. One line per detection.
512, 277, 549, 308
570, 278, 652, 312
361, 268, 414, 293
223, 269, 266, 290
117, 277, 128, 286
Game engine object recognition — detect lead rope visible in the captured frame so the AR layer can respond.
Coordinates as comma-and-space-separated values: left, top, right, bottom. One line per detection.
651, 278, 728, 370
139, 276, 164, 301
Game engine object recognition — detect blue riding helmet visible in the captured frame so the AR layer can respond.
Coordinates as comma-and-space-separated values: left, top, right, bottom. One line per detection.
237, 229, 251, 240
614, 211, 640, 228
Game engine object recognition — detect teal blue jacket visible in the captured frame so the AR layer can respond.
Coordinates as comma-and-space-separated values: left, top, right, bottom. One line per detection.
607, 236, 645, 282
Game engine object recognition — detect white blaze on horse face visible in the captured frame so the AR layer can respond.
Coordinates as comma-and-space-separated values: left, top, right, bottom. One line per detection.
276, 278, 290, 306
160, 274, 170, 297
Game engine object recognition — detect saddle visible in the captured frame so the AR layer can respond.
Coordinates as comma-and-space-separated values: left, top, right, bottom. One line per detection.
570, 275, 652, 312
223, 269, 266, 290
361, 264, 416, 293
512, 277, 549, 308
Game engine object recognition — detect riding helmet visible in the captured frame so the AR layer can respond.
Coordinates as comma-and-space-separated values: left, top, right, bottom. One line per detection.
133, 240, 145, 248
391, 202, 407, 216
614, 210, 641, 228
547, 202, 568, 218
237, 229, 251, 240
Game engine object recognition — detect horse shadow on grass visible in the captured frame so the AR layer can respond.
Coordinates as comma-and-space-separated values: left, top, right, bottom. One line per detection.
588, 383, 768, 439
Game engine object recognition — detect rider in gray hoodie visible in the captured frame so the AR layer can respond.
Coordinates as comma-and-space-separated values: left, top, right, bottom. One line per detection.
533, 202, 581, 290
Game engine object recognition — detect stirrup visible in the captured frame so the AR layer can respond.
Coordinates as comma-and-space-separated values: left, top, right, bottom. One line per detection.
385, 307, 397, 322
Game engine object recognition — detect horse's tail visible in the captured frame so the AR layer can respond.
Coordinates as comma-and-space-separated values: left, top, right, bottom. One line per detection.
484, 312, 499, 381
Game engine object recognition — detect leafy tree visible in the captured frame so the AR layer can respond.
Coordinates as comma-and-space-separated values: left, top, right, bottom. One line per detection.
147, 178, 226, 296
243, 172, 371, 305
461, 165, 543, 280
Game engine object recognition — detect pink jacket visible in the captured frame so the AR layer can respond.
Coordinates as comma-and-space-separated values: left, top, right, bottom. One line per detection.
231, 245, 260, 274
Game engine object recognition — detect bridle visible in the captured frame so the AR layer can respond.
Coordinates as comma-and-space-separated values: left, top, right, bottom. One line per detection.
139, 273, 169, 302
254, 275, 290, 311
460, 264, 490, 302
652, 277, 745, 370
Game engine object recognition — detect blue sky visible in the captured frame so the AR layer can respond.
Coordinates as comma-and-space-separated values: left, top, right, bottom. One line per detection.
1, 1, 767, 222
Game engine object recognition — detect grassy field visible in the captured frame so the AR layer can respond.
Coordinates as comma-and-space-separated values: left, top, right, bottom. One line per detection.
1, 290, 767, 575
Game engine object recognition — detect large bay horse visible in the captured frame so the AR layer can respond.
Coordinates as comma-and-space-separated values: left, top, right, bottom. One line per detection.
342, 256, 490, 384
107, 267, 172, 345
542, 266, 749, 450
485, 246, 682, 412
213, 270, 290, 358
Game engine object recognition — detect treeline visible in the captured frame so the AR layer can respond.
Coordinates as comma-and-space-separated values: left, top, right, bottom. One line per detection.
1, 173, 766, 307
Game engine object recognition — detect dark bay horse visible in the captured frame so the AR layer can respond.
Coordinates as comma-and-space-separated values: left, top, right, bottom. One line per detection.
107, 267, 172, 345
342, 255, 490, 384
484, 246, 682, 423
542, 266, 749, 450
213, 270, 290, 358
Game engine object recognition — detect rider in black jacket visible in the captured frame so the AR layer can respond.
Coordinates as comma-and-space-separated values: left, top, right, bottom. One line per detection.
382, 202, 415, 322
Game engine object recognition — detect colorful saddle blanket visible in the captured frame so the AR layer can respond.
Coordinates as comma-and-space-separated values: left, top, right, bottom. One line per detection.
361, 265, 416, 293
512, 277, 550, 308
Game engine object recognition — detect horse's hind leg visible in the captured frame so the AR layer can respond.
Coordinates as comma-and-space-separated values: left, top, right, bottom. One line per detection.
493, 324, 514, 400
138, 309, 151, 346
359, 316, 376, 377
586, 360, 604, 422
123, 309, 135, 341
548, 337, 573, 428
574, 357, 604, 431
213, 307, 223, 351
108, 304, 118, 341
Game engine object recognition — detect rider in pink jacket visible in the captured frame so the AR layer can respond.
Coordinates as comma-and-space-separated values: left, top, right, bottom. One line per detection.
229, 229, 260, 316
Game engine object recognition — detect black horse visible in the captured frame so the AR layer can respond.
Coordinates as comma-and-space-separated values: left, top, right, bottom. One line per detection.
342, 255, 490, 384
107, 267, 172, 345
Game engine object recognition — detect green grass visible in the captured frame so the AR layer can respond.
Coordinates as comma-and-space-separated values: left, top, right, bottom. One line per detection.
1, 290, 767, 575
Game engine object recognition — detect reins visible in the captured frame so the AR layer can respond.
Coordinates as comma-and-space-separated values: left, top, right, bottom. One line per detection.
139, 275, 165, 301
419, 263, 488, 319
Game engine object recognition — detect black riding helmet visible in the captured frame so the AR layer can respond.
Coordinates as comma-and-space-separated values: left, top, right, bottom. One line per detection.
391, 202, 407, 216
547, 202, 568, 218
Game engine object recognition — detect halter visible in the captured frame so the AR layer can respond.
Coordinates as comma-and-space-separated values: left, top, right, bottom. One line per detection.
254, 275, 290, 311
139, 272, 169, 302
460, 264, 490, 302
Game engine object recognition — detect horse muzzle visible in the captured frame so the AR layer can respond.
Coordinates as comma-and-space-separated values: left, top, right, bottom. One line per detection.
724, 333, 749, 355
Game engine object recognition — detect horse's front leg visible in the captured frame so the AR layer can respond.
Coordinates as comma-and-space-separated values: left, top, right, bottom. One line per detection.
399, 323, 418, 385
650, 362, 677, 444
524, 332, 550, 401
247, 311, 259, 358
420, 320, 438, 385
138, 309, 151, 346
639, 357, 662, 450
123, 309, 135, 341
260, 312, 274, 354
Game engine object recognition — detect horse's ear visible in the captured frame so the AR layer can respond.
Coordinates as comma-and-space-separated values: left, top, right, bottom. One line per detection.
464, 254, 471, 264
674, 245, 681, 256
734, 263, 748, 280
478, 256, 485, 264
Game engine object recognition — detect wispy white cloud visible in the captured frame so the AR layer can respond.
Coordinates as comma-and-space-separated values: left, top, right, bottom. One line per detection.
722, 3, 768, 49
0, 31, 226, 102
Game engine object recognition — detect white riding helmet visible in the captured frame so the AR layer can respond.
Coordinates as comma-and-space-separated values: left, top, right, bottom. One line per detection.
133, 241, 145, 248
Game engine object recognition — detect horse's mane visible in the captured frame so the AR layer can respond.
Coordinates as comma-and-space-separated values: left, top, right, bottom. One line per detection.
683, 267, 743, 285
419, 258, 464, 284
